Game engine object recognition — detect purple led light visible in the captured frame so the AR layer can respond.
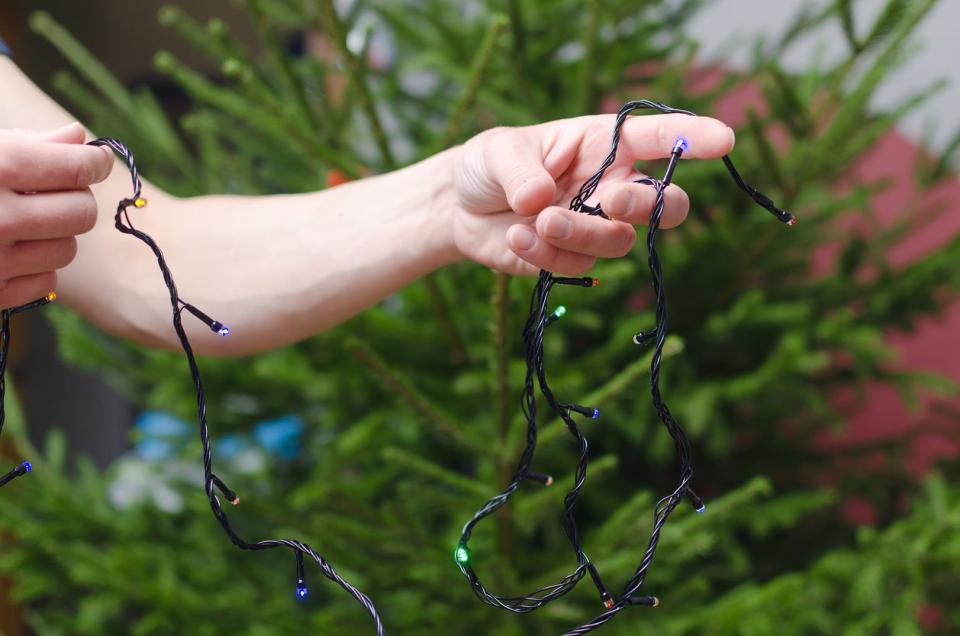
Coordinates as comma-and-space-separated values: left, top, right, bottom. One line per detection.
218, 326, 230, 337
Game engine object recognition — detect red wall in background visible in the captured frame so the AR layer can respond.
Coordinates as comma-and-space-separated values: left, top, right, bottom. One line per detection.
707, 78, 960, 486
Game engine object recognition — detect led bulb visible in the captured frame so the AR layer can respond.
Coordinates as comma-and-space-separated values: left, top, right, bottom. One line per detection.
133, 197, 148, 208
296, 581, 308, 598
592, 278, 599, 287
45, 292, 57, 302
554, 305, 567, 318
217, 326, 231, 337
591, 408, 600, 419
21, 461, 32, 473
455, 544, 471, 565
696, 504, 706, 514
674, 136, 690, 152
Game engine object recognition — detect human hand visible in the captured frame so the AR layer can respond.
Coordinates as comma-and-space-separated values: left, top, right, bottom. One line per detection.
0, 123, 112, 308
451, 113, 735, 275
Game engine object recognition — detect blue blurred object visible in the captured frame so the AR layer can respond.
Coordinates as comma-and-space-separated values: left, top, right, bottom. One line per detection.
216, 434, 248, 460
134, 437, 174, 461
135, 410, 191, 438
252, 415, 305, 459
133, 411, 192, 461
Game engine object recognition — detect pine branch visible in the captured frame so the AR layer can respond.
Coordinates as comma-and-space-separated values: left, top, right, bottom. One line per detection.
423, 277, 469, 364
380, 447, 491, 498
534, 335, 685, 448
318, 0, 397, 170
580, 0, 601, 113
436, 14, 508, 150
344, 337, 486, 454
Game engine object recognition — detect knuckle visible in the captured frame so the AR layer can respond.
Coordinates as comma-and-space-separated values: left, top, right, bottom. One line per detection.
0, 153, 16, 187
71, 159, 92, 189
34, 271, 57, 296
656, 120, 671, 155
616, 227, 637, 256
53, 238, 78, 268
75, 190, 98, 233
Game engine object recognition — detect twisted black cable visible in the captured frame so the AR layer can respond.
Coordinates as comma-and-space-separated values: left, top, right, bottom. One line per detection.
89, 138, 385, 635
455, 100, 794, 632
0, 292, 55, 488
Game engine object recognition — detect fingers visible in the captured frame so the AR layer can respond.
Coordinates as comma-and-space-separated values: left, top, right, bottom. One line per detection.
534, 207, 636, 257
0, 189, 99, 240
0, 238, 78, 279
598, 181, 690, 229
506, 187, 689, 273
0, 271, 57, 310
506, 224, 596, 275
615, 113, 735, 161
0, 122, 87, 145
32, 122, 88, 145
482, 128, 557, 215
0, 133, 113, 192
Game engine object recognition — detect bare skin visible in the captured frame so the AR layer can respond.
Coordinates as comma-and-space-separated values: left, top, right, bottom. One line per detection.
0, 57, 734, 356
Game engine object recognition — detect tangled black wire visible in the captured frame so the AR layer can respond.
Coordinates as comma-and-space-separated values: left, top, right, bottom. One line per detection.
87, 138, 385, 635
455, 100, 795, 635
0, 292, 56, 488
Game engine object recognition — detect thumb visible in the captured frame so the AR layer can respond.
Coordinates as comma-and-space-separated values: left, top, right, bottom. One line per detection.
0, 122, 87, 144
35, 122, 87, 144
483, 128, 556, 216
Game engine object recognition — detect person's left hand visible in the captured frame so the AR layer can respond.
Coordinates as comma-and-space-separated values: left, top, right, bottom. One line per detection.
451, 112, 735, 275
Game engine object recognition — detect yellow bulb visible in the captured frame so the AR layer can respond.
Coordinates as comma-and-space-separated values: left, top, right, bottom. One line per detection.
45, 291, 57, 302
133, 197, 148, 208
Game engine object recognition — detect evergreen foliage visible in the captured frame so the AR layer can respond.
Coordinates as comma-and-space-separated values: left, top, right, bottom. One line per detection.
0, 0, 958, 633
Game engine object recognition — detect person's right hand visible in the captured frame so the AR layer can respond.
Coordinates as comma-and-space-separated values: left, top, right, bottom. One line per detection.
0, 122, 112, 308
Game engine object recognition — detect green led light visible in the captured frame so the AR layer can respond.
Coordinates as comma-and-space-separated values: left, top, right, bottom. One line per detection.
455, 544, 471, 565
552, 305, 567, 318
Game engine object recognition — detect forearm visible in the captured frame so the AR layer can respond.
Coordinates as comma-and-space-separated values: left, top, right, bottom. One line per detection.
70, 152, 460, 355
2, 57, 462, 356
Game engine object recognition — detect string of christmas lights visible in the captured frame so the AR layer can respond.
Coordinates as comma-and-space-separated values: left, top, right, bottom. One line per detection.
455, 100, 795, 634
87, 138, 385, 634
0, 292, 56, 488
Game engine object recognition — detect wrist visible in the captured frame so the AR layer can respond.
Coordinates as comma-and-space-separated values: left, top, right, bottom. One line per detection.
412, 145, 463, 269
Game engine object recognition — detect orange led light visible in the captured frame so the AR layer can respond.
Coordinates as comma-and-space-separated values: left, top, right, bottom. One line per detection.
45, 292, 57, 302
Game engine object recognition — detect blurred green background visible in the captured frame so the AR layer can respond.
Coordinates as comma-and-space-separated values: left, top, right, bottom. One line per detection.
1, 0, 960, 634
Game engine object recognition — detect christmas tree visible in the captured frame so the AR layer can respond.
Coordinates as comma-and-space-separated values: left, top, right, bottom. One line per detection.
0, 0, 958, 634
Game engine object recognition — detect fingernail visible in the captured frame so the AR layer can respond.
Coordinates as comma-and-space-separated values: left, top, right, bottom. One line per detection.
543, 213, 571, 239
510, 226, 537, 250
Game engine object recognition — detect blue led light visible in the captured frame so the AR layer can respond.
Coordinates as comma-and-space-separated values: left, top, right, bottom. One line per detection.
696, 504, 706, 514
591, 408, 600, 419
21, 461, 32, 473
675, 136, 690, 152
218, 326, 231, 337
296, 582, 308, 598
